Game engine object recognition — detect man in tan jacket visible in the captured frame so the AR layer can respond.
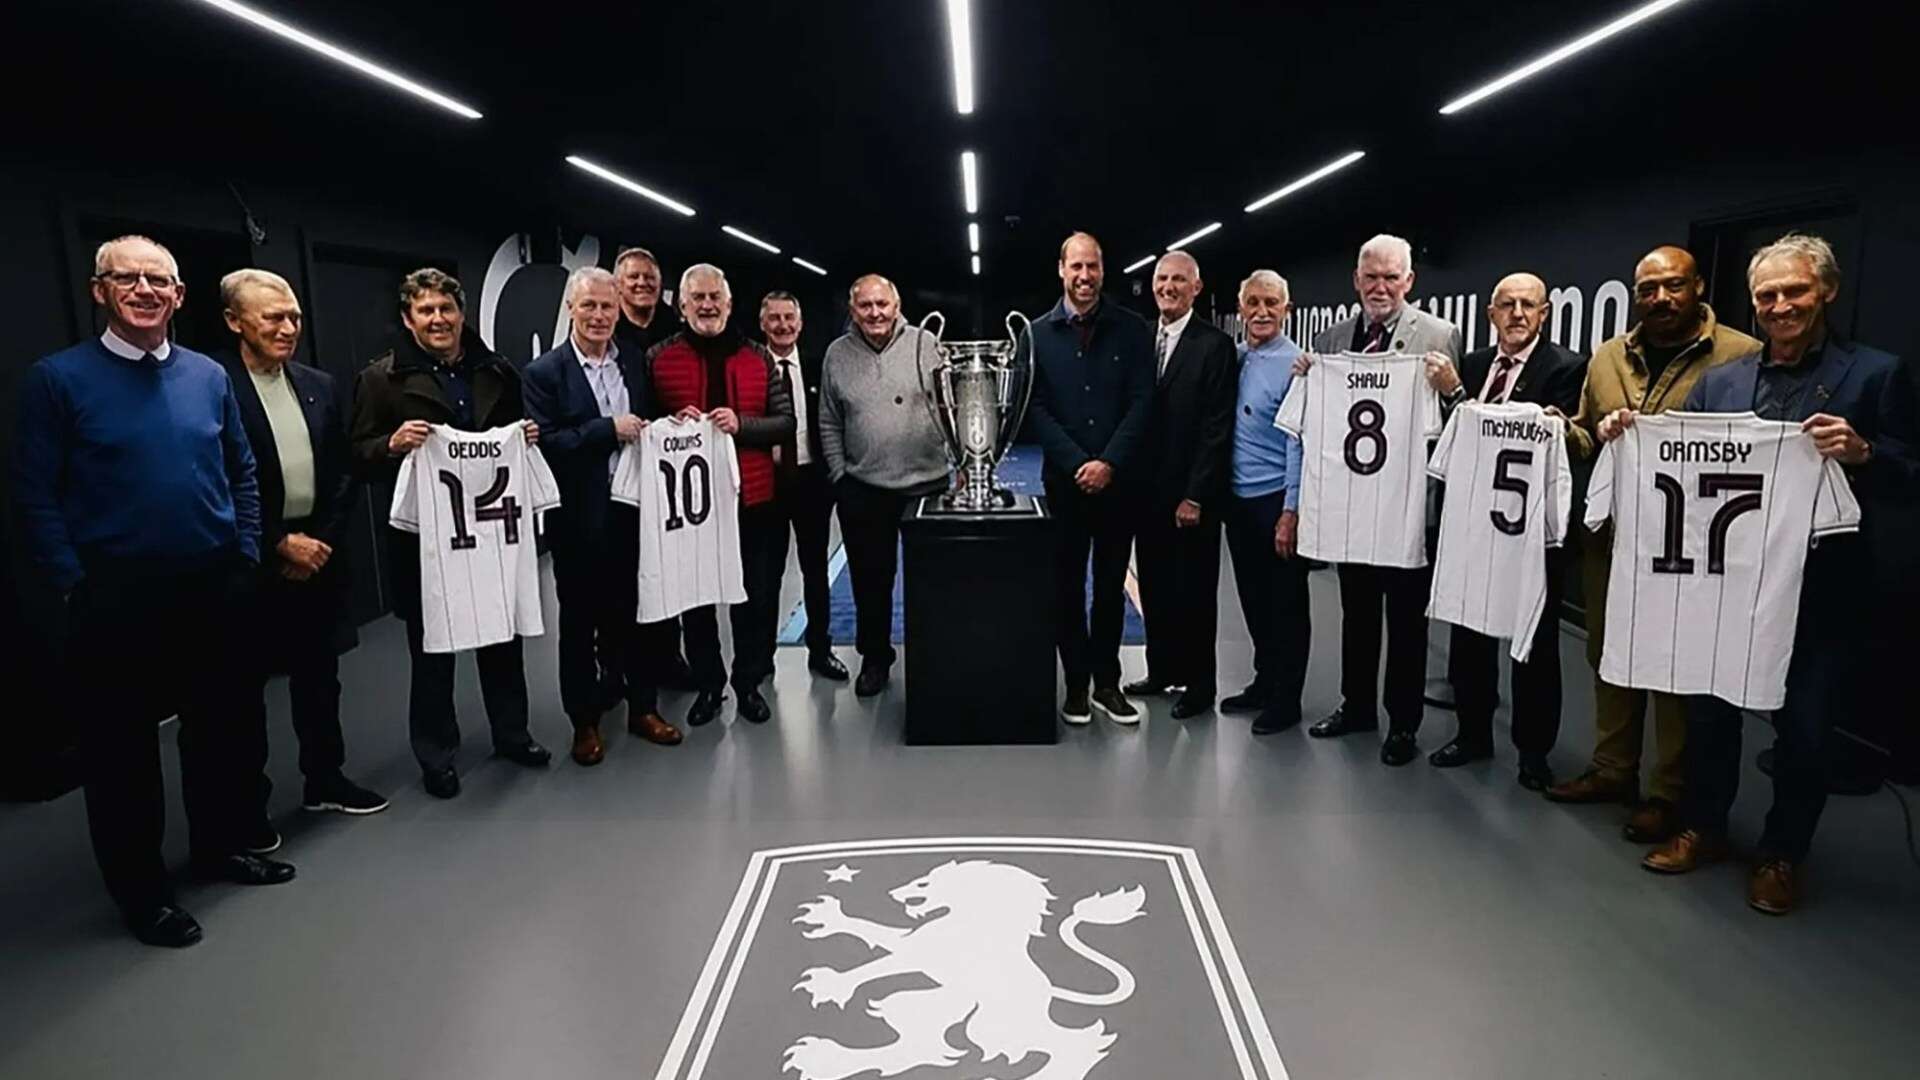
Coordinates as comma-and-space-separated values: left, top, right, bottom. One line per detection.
1544, 246, 1761, 844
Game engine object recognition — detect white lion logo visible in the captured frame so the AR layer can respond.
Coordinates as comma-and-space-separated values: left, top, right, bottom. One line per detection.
783, 859, 1147, 1080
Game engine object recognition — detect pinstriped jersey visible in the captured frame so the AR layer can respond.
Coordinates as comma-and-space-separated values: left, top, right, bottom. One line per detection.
1426, 402, 1572, 662
611, 417, 746, 623
389, 425, 561, 654
1584, 412, 1860, 710
1274, 351, 1443, 568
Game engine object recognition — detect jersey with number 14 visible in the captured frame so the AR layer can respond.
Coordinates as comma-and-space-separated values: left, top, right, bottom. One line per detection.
389, 424, 561, 654
1275, 351, 1443, 567
612, 417, 746, 623
1585, 412, 1860, 710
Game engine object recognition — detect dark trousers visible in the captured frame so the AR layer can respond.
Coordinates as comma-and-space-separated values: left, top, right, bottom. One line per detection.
1223, 492, 1312, 723
71, 556, 256, 910
834, 476, 919, 666
774, 463, 836, 657
1133, 497, 1222, 695
236, 568, 349, 817
1446, 546, 1566, 754
1044, 474, 1134, 693
1336, 561, 1431, 734
684, 502, 781, 690
552, 508, 658, 723
404, 619, 532, 772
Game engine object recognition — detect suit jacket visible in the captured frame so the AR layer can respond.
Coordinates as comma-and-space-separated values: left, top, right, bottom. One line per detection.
523, 338, 653, 545
766, 345, 827, 469
1143, 316, 1237, 509
1024, 296, 1156, 485
1457, 336, 1588, 414
1313, 304, 1464, 361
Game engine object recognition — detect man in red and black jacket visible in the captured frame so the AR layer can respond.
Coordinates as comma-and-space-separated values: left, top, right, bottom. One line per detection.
645, 263, 796, 727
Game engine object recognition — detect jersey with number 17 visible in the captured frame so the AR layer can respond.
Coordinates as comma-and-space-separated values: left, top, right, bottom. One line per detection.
612, 417, 747, 623
1275, 351, 1443, 568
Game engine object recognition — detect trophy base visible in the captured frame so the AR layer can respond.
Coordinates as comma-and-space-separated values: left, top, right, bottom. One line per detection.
918, 492, 1041, 517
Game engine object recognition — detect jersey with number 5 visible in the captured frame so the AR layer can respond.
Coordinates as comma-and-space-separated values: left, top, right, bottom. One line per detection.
1585, 411, 1860, 709
612, 417, 747, 623
389, 424, 561, 654
1275, 351, 1443, 567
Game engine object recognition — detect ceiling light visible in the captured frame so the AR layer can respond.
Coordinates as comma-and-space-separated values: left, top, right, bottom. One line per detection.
968, 222, 980, 254
1167, 222, 1223, 251
961, 152, 979, 214
1243, 150, 1367, 213
791, 257, 828, 276
721, 225, 781, 255
189, 0, 482, 119
971, 255, 981, 276
1439, 0, 1693, 115
565, 156, 696, 217
946, 0, 976, 115
1122, 255, 1155, 274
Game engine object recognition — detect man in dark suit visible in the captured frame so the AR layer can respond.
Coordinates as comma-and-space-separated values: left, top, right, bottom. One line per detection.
524, 266, 684, 766
1423, 273, 1587, 788
759, 290, 849, 682
1123, 252, 1236, 718
217, 269, 387, 824
1639, 233, 1918, 915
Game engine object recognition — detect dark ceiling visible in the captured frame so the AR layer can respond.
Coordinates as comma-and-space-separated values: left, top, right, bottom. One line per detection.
3, 0, 1901, 303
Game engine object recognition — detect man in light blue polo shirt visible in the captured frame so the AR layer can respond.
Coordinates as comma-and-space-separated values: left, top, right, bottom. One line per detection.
1222, 270, 1308, 735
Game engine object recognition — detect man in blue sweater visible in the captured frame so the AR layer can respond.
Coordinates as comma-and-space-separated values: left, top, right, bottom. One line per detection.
12, 235, 293, 949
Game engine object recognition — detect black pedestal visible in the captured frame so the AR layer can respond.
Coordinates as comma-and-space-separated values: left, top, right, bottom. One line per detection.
900, 496, 1058, 745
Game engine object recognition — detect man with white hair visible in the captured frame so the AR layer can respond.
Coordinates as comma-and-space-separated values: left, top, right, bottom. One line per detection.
14, 235, 287, 947
644, 264, 796, 727
1638, 233, 1917, 914
1305, 234, 1463, 766
525, 266, 682, 765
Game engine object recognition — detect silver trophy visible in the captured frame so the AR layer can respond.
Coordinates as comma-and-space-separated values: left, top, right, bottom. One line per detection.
915, 310, 1036, 512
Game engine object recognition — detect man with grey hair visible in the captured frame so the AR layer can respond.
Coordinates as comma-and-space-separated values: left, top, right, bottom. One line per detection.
819, 273, 949, 696
526, 265, 681, 764
14, 235, 284, 947
1304, 233, 1463, 766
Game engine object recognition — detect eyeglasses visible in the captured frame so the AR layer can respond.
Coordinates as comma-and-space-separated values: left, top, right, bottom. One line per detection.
96, 270, 179, 291
1491, 297, 1543, 313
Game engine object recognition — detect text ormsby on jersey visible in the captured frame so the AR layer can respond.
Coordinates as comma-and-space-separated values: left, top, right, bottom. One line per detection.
1658, 438, 1755, 465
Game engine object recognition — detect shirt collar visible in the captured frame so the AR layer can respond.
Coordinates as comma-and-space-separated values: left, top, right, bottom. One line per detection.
101, 327, 171, 362
1499, 333, 1542, 365
769, 346, 800, 364
1366, 305, 1404, 334
1242, 333, 1298, 358
573, 336, 619, 366
1159, 310, 1193, 337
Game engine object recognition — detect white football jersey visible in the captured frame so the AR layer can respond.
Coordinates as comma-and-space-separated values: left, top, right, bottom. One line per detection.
1426, 402, 1572, 662
1585, 411, 1860, 710
389, 424, 561, 654
1275, 351, 1443, 567
611, 417, 747, 623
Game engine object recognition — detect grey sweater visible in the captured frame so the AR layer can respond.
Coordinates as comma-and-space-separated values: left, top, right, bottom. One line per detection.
819, 320, 951, 490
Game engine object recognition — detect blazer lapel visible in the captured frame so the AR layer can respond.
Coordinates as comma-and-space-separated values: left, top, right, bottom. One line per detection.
1158, 320, 1201, 387
227, 359, 283, 487
1802, 339, 1858, 420
287, 364, 330, 446
558, 341, 598, 416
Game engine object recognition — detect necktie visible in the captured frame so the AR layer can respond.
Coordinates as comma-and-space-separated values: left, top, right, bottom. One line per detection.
775, 359, 797, 468
1363, 322, 1389, 353
1485, 357, 1517, 403
1156, 328, 1171, 376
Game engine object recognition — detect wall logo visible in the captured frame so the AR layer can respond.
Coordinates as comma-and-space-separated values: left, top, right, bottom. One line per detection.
654, 837, 1289, 1080
1275, 279, 1634, 355
477, 233, 603, 362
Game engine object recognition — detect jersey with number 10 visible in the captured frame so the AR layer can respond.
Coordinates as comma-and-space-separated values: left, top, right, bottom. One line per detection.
1275, 351, 1443, 567
1426, 402, 1571, 661
612, 417, 746, 623
389, 424, 561, 654
1585, 412, 1860, 710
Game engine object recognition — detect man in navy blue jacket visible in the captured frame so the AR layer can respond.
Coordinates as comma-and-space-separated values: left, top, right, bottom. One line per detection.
11, 235, 292, 948
1024, 232, 1155, 725
1634, 234, 1918, 915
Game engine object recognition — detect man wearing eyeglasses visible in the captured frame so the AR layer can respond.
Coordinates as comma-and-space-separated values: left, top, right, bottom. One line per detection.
13, 235, 291, 949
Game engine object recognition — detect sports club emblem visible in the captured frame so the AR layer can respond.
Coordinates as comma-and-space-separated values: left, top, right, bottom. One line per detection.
652, 837, 1290, 1080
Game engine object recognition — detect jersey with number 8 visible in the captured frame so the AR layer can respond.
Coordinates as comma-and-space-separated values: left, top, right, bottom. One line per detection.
612, 417, 747, 623
1584, 411, 1860, 710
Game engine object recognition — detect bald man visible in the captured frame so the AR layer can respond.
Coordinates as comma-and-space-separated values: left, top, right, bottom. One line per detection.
1546, 247, 1759, 843
1429, 274, 1588, 788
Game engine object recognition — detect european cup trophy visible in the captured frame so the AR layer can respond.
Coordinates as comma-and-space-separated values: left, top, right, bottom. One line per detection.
915, 310, 1036, 512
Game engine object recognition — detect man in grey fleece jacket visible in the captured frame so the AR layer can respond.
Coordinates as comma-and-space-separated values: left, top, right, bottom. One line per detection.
818, 274, 951, 696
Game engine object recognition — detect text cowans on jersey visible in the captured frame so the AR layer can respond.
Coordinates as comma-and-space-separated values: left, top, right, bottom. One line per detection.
389, 425, 562, 653
611, 417, 747, 623
1584, 412, 1861, 710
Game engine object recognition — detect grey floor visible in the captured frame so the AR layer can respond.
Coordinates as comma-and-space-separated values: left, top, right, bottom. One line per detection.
2, 539, 1918, 1080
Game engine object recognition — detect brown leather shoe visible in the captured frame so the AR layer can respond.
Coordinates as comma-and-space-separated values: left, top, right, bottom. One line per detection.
629, 711, 684, 746
1748, 859, 1798, 915
1622, 798, 1679, 843
1544, 769, 1639, 805
1641, 829, 1729, 874
570, 724, 605, 767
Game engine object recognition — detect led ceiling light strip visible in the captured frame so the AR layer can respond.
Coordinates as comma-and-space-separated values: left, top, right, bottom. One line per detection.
1167, 222, 1223, 251
721, 225, 781, 255
1122, 255, 1156, 274
565, 156, 696, 217
1243, 150, 1367, 213
946, 0, 976, 115
1439, 0, 1693, 115
791, 257, 828, 276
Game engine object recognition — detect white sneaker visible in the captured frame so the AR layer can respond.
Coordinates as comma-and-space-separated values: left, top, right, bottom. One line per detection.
1062, 692, 1092, 725
1092, 688, 1141, 726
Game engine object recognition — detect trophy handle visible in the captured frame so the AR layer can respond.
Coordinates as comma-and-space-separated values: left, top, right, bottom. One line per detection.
915, 311, 960, 470
999, 310, 1036, 464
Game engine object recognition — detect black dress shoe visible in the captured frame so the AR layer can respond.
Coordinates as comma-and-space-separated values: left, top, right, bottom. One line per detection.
1170, 693, 1214, 720
1251, 710, 1301, 735
495, 739, 552, 768
1308, 708, 1378, 739
855, 662, 890, 698
422, 767, 461, 799
191, 853, 297, 886
124, 903, 202, 948
1123, 677, 1175, 696
1220, 688, 1269, 714
1517, 752, 1555, 792
1380, 731, 1419, 767
687, 688, 725, 726
737, 687, 771, 724
809, 652, 851, 681
1428, 738, 1493, 768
